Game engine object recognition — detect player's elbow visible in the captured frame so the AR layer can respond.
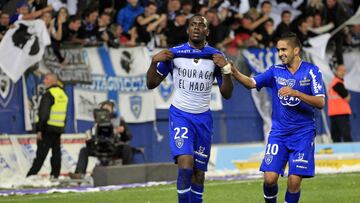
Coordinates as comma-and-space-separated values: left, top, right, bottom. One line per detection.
146, 80, 157, 89
315, 98, 325, 109
221, 90, 233, 100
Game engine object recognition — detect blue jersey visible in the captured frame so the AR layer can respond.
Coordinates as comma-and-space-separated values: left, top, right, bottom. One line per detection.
157, 43, 225, 170
156, 43, 223, 113
254, 61, 325, 133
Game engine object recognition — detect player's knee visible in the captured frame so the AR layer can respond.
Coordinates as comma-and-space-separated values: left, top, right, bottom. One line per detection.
264, 173, 279, 186
287, 175, 302, 192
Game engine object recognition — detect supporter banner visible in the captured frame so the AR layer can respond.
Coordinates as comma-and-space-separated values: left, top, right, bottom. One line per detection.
0, 134, 96, 188
243, 48, 276, 140
0, 69, 15, 108
41, 47, 92, 84
343, 51, 360, 93
0, 20, 50, 82
23, 68, 45, 131
75, 47, 155, 124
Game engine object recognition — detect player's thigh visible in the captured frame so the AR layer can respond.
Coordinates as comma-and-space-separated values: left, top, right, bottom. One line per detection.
288, 130, 315, 177
260, 135, 288, 176
192, 111, 213, 171
169, 108, 195, 159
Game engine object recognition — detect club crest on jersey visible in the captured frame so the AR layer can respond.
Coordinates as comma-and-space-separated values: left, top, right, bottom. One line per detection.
159, 77, 173, 102
130, 95, 142, 119
264, 154, 273, 165
287, 79, 296, 88
0, 70, 14, 108
175, 138, 184, 148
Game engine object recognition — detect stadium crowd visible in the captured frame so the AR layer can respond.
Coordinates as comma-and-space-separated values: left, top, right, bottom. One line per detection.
0, 0, 359, 65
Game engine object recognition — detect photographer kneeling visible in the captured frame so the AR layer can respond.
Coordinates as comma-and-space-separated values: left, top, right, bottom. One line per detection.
70, 101, 135, 179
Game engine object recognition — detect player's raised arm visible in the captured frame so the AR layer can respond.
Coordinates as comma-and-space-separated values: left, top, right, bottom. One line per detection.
213, 54, 233, 99
146, 50, 173, 89
230, 61, 256, 89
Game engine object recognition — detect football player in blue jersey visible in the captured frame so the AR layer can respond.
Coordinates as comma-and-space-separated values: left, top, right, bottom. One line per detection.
147, 14, 233, 203
231, 32, 325, 203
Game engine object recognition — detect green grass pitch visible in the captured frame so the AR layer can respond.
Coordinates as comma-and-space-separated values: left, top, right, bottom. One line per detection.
1, 172, 359, 203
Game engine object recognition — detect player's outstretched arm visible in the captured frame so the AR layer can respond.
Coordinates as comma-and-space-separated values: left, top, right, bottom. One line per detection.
213, 54, 233, 99
278, 86, 325, 109
146, 50, 173, 89
230, 62, 256, 89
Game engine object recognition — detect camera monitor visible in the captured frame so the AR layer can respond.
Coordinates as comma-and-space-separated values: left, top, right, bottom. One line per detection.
93, 108, 111, 124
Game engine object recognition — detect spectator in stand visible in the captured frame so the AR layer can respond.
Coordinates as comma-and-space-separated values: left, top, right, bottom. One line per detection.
50, 7, 69, 42
41, 11, 53, 30
294, 18, 315, 47
153, 17, 168, 48
0, 11, 9, 41
197, 4, 208, 16
255, 0, 272, 34
135, 1, 166, 49
61, 15, 82, 43
97, 12, 119, 48
78, 6, 99, 46
306, 0, 325, 16
116, 0, 144, 34
49, 7, 68, 64
256, 18, 275, 48
112, 24, 137, 47
313, 12, 323, 28
323, 0, 349, 65
273, 10, 292, 43
166, 0, 181, 21
165, 10, 187, 47
181, 0, 194, 19
205, 9, 230, 49
344, 24, 360, 48
51, 15, 82, 63
10, 0, 53, 24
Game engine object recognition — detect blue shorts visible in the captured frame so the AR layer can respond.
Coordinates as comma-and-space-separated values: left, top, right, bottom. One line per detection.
169, 105, 213, 171
260, 129, 315, 177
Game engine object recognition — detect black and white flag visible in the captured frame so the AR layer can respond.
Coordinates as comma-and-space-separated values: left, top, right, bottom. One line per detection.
0, 20, 50, 82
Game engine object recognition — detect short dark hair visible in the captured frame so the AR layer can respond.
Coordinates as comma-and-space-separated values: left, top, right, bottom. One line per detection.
69, 15, 81, 22
189, 14, 209, 27
261, 1, 271, 8
147, 1, 157, 7
281, 10, 291, 17
278, 32, 302, 49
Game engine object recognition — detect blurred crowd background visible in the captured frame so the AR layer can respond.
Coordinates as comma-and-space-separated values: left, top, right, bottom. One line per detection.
0, 0, 359, 67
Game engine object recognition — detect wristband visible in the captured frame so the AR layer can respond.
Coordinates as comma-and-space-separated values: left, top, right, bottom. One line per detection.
221, 63, 232, 74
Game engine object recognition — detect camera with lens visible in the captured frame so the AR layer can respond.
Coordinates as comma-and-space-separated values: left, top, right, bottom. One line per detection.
86, 108, 116, 165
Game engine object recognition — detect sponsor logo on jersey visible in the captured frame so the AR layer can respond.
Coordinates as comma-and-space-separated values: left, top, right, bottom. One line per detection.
194, 146, 208, 158
293, 153, 308, 163
300, 77, 310, 86
309, 69, 322, 94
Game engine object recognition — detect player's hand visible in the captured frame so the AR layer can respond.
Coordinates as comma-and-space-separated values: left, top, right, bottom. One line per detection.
152, 50, 173, 63
278, 86, 299, 97
36, 132, 42, 141
212, 54, 227, 68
